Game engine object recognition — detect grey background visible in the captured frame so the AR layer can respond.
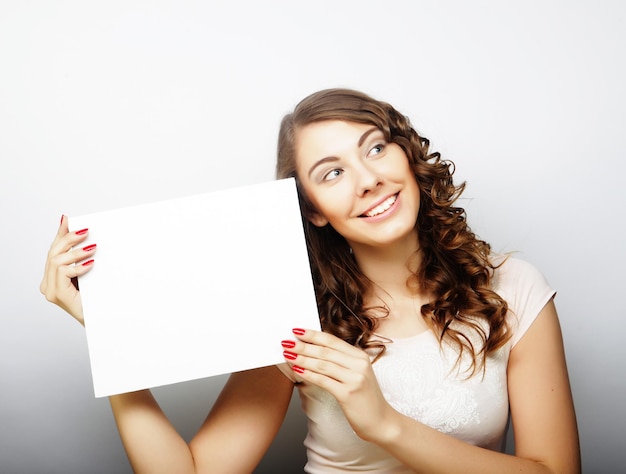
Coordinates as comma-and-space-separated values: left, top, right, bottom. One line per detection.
1, 1, 624, 473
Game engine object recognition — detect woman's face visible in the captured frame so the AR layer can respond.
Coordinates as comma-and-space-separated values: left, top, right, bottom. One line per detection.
295, 120, 421, 252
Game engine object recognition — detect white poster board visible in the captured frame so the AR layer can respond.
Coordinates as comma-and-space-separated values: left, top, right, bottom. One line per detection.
69, 178, 320, 397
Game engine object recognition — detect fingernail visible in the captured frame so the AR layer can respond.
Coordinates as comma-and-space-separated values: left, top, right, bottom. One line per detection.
76, 228, 89, 235
60, 215, 65, 226
292, 328, 306, 336
292, 365, 305, 374
281, 340, 296, 348
82, 244, 97, 252
81, 259, 94, 267
283, 350, 297, 361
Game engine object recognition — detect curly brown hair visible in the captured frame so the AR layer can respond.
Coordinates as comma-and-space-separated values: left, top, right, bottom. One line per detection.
276, 88, 510, 375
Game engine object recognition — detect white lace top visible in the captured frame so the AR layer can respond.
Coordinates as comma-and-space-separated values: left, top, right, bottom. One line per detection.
277, 256, 555, 473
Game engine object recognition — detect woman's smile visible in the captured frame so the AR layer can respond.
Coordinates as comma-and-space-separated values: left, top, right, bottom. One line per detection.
360, 193, 399, 219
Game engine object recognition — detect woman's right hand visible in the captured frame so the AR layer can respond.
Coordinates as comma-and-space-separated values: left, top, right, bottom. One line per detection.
40, 215, 96, 326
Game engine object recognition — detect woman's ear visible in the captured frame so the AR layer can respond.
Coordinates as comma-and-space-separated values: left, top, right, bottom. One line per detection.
306, 211, 328, 227
298, 190, 328, 227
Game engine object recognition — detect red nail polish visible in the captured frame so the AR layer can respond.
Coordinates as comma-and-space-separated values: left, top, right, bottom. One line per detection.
60, 215, 65, 226
281, 340, 296, 348
292, 328, 306, 336
82, 244, 97, 252
283, 350, 297, 360
81, 259, 94, 267
76, 228, 89, 235
292, 365, 305, 374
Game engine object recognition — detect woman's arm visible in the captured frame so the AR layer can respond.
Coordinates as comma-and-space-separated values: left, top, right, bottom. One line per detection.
287, 300, 580, 473
41, 217, 295, 473
378, 300, 580, 473
506, 298, 581, 471
110, 367, 294, 474
109, 390, 196, 473
189, 366, 295, 473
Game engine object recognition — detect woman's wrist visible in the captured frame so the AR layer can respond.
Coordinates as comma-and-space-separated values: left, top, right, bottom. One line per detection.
361, 404, 404, 447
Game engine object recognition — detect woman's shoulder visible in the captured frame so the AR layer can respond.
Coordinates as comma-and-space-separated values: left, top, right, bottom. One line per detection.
490, 253, 551, 293
490, 253, 557, 347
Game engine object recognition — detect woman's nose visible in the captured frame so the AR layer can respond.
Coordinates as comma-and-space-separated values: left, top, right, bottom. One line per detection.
354, 163, 382, 196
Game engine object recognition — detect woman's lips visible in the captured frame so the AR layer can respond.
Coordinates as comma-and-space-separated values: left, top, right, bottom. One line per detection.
360, 194, 398, 218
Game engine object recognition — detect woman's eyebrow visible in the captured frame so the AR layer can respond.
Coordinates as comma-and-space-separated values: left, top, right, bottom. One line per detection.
308, 127, 380, 178
358, 127, 379, 146
308, 156, 339, 179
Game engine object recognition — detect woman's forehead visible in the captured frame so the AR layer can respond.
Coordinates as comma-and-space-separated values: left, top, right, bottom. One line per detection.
296, 121, 380, 152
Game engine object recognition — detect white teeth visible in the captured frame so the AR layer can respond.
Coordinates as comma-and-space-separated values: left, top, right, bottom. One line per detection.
365, 195, 397, 217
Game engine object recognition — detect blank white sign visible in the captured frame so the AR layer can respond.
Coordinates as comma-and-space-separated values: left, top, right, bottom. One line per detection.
69, 178, 320, 397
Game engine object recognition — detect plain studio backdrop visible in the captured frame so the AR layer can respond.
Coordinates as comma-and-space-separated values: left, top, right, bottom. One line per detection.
1, 1, 624, 472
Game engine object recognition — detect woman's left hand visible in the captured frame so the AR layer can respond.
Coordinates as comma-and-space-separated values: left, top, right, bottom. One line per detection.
282, 328, 395, 443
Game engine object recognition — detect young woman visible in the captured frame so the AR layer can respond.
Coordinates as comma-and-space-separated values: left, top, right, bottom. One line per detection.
41, 88, 580, 473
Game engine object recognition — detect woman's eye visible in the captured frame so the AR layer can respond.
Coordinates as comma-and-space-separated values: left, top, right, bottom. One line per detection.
369, 143, 385, 156
323, 168, 343, 181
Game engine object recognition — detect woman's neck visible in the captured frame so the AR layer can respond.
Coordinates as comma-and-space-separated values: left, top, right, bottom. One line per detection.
351, 236, 422, 297
351, 238, 432, 338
